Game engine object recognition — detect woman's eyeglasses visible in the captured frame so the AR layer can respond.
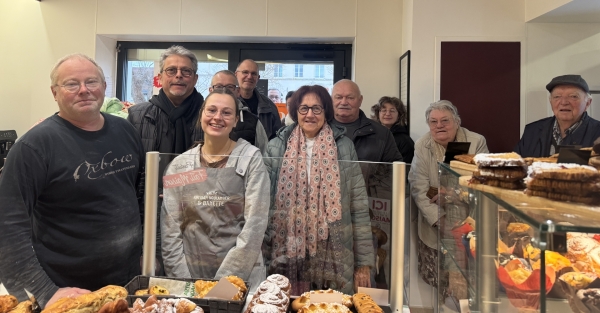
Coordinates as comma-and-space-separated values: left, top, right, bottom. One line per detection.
298, 105, 323, 115
428, 118, 452, 127
204, 108, 235, 120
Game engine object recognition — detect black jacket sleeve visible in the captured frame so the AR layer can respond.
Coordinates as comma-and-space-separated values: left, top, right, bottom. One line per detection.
0, 142, 59, 306
382, 129, 403, 162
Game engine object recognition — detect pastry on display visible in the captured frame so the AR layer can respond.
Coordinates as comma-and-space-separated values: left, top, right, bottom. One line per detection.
149, 285, 170, 295
130, 296, 203, 313
523, 157, 558, 166
194, 275, 246, 300
470, 153, 527, 190
244, 275, 290, 313
566, 236, 600, 273
134, 289, 148, 296
97, 299, 129, 313
454, 154, 476, 164
7, 301, 32, 313
291, 290, 352, 311
352, 293, 383, 313
41, 285, 127, 313
560, 272, 597, 290
577, 288, 600, 313
0, 295, 18, 313
297, 303, 351, 313
525, 162, 600, 204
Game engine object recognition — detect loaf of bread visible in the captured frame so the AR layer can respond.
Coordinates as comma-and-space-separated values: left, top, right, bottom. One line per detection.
352, 293, 383, 313
41, 285, 127, 313
0, 295, 18, 313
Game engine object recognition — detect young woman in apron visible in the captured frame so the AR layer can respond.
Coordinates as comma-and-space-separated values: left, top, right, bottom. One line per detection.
161, 88, 270, 288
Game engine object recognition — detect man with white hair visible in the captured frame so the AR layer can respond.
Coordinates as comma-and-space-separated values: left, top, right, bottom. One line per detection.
515, 74, 600, 157
0, 54, 144, 307
331, 79, 402, 162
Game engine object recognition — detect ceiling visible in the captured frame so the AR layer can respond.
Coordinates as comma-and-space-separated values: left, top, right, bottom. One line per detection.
530, 0, 600, 23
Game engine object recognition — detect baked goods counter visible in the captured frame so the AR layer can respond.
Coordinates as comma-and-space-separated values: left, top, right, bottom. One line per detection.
439, 161, 600, 313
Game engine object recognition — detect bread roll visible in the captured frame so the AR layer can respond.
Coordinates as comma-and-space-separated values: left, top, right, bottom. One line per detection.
0, 295, 18, 313
7, 301, 31, 313
41, 285, 127, 313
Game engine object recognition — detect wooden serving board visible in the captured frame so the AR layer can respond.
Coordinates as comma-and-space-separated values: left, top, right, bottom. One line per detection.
458, 176, 600, 220
449, 160, 478, 173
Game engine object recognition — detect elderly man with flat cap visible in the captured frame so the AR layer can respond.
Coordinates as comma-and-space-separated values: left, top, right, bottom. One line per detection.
515, 74, 600, 157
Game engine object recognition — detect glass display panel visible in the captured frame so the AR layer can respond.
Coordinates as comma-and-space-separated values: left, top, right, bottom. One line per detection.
145, 153, 406, 309
439, 162, 600, 313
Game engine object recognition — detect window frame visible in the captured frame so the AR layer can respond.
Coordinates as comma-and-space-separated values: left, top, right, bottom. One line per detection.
116, 42, 352, 101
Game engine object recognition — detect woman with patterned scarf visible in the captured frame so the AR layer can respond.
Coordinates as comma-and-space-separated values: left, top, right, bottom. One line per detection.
263, 85, 374, 296
408, 100, 488, 301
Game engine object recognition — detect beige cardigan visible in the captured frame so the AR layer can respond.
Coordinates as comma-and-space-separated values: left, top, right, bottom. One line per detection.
408, 127, 489, 249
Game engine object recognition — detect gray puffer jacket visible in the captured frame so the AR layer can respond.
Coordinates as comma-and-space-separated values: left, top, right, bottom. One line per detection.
262, 123, 374, 294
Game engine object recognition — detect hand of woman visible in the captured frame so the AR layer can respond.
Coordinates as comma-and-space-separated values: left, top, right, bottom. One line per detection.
354, 265, 371, 291
429, 194, 439, 204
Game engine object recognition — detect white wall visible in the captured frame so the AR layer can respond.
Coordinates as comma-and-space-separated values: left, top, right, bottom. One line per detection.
0, 0, 402, 137
407, 0, 526, 139
525, 23, 600, 122
525, 0, 572, 21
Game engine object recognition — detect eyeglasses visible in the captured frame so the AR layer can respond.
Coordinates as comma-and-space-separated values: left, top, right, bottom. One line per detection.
204, 107, 236, 120
236, 70, 259, 78
381, 109, 398, 115
162, 67, 195, 77
212, 84, 237, 91
57, 80, 102, 93
428, 118, 453, 127
298, 105, 323, 115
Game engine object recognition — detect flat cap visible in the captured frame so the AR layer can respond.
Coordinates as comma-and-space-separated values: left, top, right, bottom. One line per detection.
546, 74, 589, 93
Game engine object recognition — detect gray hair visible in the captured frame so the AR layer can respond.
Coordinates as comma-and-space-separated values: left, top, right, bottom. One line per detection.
159, 45, 198, 73
50, 53, 106, 86
425, 100, 461, 126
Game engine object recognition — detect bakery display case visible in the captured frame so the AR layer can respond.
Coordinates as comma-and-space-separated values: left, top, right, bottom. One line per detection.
438, 162, 600, 313
141, 152, 410, 313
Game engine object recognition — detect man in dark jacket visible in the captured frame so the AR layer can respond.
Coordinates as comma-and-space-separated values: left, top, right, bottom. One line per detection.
207, 70, 268, 153
127, 45, 205, 275
235, 59, 282, 139
514, 74, 600, 157
331, 79, 403, 162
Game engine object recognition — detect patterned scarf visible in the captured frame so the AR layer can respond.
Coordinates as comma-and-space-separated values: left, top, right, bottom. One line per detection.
270, 123, 345, 294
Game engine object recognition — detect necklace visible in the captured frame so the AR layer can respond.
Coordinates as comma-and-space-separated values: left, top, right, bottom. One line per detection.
201, 140, 234, 167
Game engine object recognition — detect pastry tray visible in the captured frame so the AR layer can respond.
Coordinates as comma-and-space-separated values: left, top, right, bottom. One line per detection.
125, 275, 248, 313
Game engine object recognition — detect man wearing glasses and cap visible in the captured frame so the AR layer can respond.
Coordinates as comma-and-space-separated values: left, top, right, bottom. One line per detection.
0, 54, 144, 307
127, 45, 205, 277
207, 70, 268, 153
514, 74, 600, 157
235, 59, 282, 139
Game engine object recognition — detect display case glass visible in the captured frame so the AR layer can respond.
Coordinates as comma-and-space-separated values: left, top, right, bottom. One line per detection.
438, 162, 600, 313
141, 152, 408, 311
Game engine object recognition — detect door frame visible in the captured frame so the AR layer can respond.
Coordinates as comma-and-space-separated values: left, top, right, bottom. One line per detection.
434, 36, 527, 135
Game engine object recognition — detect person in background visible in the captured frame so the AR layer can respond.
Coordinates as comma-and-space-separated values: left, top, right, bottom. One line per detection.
235, 60, 282, 139
371, 96, 415, 163
161, 88, 269, 284
514, 74, 600, 157
127, 45, 205, 276
282, 90, 295, 126
268, 88, 283, 103
263, 85, 374, 295
207, 70, 268, 153
408, 100, 488, 299
0, 54, 144, 307
331, 79, 402, 162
